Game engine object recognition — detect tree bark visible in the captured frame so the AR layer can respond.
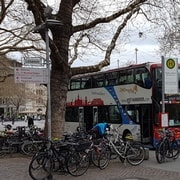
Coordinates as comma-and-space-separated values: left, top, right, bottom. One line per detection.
50, 67, 70, 138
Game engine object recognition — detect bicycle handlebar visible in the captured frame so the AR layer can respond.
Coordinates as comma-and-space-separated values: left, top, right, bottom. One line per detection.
157, 128, 175, 138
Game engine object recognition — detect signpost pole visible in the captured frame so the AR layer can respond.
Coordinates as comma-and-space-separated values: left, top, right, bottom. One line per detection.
161, 56, 165, 113
45, 27, 52, 140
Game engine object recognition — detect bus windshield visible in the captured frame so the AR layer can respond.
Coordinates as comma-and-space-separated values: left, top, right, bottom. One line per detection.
166, 104, 180, 127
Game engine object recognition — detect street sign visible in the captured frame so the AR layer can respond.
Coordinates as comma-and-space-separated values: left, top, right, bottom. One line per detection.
163, 58, 178, 94
23, 57, 45, 66
14, 67, 48, 84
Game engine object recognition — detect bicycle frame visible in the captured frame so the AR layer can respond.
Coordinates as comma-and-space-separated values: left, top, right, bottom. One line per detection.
106, 125, 145, 166
106, 126, 133, 159
108, 136, 135, 159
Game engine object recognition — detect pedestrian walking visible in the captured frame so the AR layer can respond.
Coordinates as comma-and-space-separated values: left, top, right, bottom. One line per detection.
24, 114, 27, 122
28, 116, 34, 128
11, 114, 15, 125
1, 114, 4, 125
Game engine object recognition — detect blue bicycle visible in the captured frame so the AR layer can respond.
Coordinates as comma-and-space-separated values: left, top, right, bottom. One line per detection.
155, 128, 180, 163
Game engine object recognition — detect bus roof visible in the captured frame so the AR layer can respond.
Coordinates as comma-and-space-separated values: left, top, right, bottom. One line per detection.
71, 62, 152, 79
71, 62, 180, 79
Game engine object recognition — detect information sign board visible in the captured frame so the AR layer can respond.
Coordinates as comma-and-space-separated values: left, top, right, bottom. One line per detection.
23, 57, 44, 66
163, 58, 178, 94
14, 67, 48, 84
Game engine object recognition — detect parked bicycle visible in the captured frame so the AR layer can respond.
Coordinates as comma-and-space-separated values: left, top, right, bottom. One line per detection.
0, 125, 27, 157
88, 124, 145, 167
84, 135, 111, 170
29, 137, 91, 180
21, 126, 45, 156
106, 125, 145, 166
155, 128, 180, 163
0, 125, 44, 157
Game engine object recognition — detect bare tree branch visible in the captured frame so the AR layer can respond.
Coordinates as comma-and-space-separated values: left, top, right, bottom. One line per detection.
69, 33, 87, 65
73, 0, 146, 33
71, 7, 140, 75
0, 0, 14, 23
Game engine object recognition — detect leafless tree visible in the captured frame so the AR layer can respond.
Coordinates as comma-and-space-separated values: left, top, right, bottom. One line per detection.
157, 1, 180, 55
22, 0, 147, 138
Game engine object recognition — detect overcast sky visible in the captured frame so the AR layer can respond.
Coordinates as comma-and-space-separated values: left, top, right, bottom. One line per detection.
109, 35, 160, 69
71, 26, 161, 69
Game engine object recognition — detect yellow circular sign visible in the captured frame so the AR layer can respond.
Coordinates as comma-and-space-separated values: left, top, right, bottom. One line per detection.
166, 58, 175, 69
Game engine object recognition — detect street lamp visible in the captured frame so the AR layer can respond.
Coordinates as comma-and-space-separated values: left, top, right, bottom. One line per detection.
135, 48, 138, 64
33, 16, 63, 140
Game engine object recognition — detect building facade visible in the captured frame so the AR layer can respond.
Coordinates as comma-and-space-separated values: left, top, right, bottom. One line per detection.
0, 56, 47, 120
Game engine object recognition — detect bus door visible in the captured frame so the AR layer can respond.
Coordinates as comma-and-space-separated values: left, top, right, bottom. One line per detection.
140, 105, 152, 144
78, 107, 85, 129
93, 106, 98, 125
83, 106, 98, 131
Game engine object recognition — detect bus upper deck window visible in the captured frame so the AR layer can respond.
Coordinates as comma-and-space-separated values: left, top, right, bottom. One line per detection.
84, 79, 92, 89
135, 67, 152, 89
144, 76, 152, 89
70, 79, 81, 90
84, 77, 98, 88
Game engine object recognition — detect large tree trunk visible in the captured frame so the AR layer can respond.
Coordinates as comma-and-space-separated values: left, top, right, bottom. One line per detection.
48, 0, 72, 139
50, 67, 70, 138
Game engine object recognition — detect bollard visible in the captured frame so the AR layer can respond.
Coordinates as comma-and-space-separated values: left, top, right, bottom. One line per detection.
144, 148, 149, 160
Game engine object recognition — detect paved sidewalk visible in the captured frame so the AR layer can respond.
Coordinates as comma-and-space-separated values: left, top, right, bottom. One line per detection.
0, 151, 180, 180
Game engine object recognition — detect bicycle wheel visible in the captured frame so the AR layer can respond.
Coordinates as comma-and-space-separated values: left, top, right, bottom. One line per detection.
0, 138, 6, 157
170, 140, 180, 160
98, 145, 111, 169
22, 141, 41, 156
90, 148, 99, 167
126, 143, 145, 166
0, 146, 6, 157
155, 139, 168, 164
67, 151, 89, 176
0, 145, 6, 157
91, 145, 111, 169
110, 141, 121, 160
29, 152, 53, 180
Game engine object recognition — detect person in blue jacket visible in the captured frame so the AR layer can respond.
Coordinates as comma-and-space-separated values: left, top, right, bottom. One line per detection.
91, 122, 109, 138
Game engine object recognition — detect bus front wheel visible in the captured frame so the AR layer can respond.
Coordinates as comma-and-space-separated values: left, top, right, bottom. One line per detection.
123, 131, 132, 141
